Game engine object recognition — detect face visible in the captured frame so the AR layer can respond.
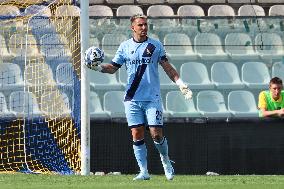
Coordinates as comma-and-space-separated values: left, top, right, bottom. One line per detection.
131, 18, 148, 37
269, 83, 283, 100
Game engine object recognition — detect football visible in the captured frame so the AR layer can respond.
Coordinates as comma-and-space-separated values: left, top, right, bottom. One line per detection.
84, 46, 105, 68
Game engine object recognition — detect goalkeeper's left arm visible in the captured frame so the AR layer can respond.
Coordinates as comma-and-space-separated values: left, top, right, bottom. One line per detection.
160, 61, 192, 100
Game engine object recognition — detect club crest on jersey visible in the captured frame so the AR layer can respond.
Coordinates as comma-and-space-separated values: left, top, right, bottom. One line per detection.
142, 43, 155, 57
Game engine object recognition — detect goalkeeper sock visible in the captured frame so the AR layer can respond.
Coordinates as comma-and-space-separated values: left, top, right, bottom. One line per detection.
133, 139, 148, 173
153, 136, 168, 157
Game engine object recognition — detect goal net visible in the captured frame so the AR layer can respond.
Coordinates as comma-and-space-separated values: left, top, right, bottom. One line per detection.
0, 0, 81, 174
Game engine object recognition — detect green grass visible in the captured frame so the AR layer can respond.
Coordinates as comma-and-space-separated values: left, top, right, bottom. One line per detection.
1, 174, 284, 189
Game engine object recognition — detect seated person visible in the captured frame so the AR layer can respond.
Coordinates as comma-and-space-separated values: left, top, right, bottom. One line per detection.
258, 77, 284, 117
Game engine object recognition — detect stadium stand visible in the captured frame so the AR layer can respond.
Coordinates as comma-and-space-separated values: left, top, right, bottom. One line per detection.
0, 5, 20, 16
180, 62, 214, 89
103, 90, 126, 118
116, 5, 144, 31
89, 5, 113, 16
208, 5, 235, 16
269, 5, 284, 16
87, 0, 105, 4
166, 90, 201, 117
225, 32, 258, 60
106, 0, 135, 4
9, 90, 42, 117
227, 0, 256, 3
197, 90, 231, 118
102, 33, 128, 62
197, 0, 226, 3
158, 63, 177, 90
164, 33, 198, 62
89, 69, 123, 90
242, 61, 271, 89
0, 92, 11, 116
40, 91, 72, 116
89, 91, 109, 118
272, 61, 284, 79
24, 5, 51, 16
177, 5, 205, 16
194, 33, 228, 60
211, 62, 244, 89
258, 0, 284, 3
255, 33, 283, 60
137, 0, 166, 4
228, 90, 258, 117
0, 63, 23, 90
168, 0, 196, 3
56, 63, 74, 87
55, 5, 80, 16
238, 5, 265, 16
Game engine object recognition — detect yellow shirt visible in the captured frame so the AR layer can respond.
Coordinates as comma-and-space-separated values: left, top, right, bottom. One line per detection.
258, 91, 284, 110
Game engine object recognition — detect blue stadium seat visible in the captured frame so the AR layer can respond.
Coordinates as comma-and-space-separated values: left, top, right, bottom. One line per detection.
56, 63, 74, 87
228, 90, 258, 117
159, 63, 177, 90
211, 62, 244, 89
89, 69, 123, 90
197, 90, 231, 118
0, 92, 13, 117
102, 33, 127, 62
272, 62, 284, 79
0, 63, 23, 90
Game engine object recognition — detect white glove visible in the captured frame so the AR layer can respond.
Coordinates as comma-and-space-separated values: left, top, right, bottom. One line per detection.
86, 62, 102, 71
176, 79, 193, 100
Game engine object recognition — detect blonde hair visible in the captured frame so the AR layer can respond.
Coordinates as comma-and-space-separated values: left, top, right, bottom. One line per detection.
130, 14, 147, 24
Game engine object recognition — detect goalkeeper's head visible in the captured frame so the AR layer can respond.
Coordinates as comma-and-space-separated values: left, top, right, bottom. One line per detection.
130, 14, 148, 40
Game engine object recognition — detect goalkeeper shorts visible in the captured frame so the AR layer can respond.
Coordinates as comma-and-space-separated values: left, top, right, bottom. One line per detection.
124, 99, 163, 128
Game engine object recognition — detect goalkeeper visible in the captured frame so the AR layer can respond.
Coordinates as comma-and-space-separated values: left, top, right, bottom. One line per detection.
86, 14, 192, 180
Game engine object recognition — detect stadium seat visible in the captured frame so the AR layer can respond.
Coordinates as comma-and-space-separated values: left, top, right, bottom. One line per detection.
116, 5, 144, 31
55, 5, 80, 17
9, 91, 42, 117
177, 5, 205, 37
41, 91, 72, 117
89, 69, 123, 90
89, 91, 109, 118
166, 91, 200, 117
159, 63, 177, 90
0, 5, 20, 16
272, 61, 284, 79
168, 0, 195, 3
197, 90, 231, 118
208, 5, 235, 16
242, 61, 270, 89
238, 5, 265, 16
24, 5, 51, 16
255, 33, 283, 60
225, 33, 258, 60
9, 34, 42, 59
90, 37, 100, 48
89, 5, 113, 16
0, 63, 23, 90
227, 0, 255, 3
103, 91, 125, 118
106, 0, 135, 3
40, 34, 72, 61
211, 62, 244, 89
146, 5, 177, 34
102, 33, 127, 61
137, 0, 165, 4
56, 63, 74, 87
194, 33, 228, 60
180, 62, 214, 89
197, 0, 226, 3
258, 0, 284, 3
118, 66, 127, 86
0, 34, 11, 60
0, 92, 12, 116
228, 90, 258, 117
164, 33, 197, 61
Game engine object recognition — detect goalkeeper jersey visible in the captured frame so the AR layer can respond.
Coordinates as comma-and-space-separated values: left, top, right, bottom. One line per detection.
111, 37, 167, 101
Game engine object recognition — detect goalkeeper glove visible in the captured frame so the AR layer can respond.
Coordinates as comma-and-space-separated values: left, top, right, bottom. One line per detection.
87, 62, 102, 72
176, 78, 192, 100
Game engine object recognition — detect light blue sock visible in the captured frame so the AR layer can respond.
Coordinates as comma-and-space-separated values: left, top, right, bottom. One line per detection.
154, 137, 168, 157
133, 139, 148, 173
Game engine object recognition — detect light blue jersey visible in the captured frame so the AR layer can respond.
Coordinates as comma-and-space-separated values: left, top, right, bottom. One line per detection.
112, 37, 167, 101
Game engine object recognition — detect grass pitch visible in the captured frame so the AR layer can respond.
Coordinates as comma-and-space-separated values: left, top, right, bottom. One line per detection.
1, 174, 284, 189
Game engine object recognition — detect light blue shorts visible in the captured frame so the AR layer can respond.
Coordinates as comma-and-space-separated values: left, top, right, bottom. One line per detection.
124, 99, 163, 128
